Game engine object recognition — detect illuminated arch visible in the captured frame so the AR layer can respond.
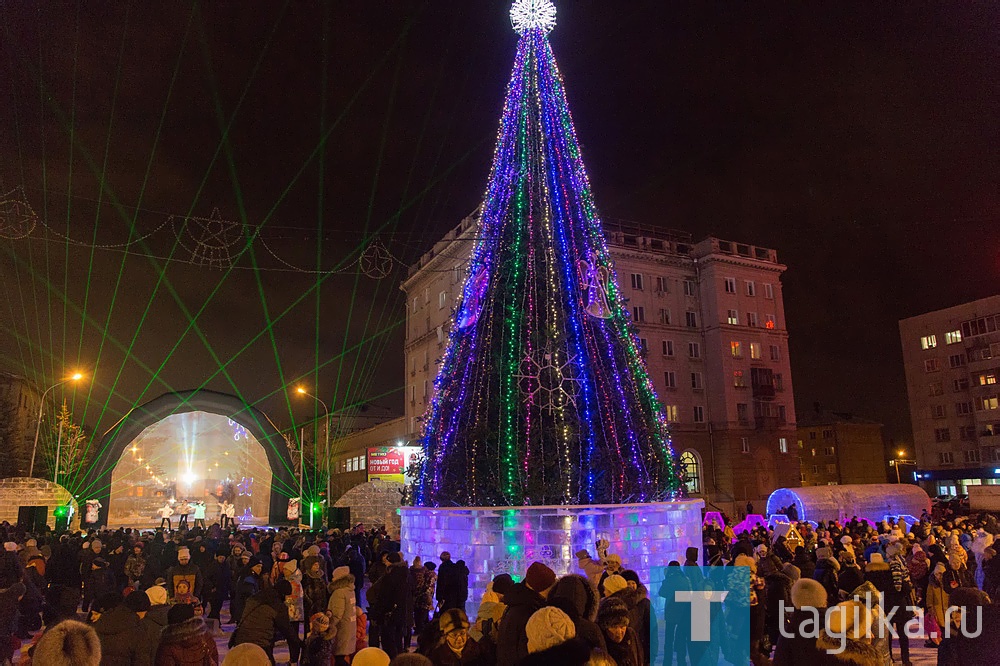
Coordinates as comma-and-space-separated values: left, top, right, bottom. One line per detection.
680, 449, 702, 495
76, 389, 298, 526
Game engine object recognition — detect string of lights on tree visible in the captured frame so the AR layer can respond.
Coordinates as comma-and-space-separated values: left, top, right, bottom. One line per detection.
414, 0, 684, 507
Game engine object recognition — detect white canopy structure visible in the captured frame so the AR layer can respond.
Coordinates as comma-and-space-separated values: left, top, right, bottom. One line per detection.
766, 484, 931, 525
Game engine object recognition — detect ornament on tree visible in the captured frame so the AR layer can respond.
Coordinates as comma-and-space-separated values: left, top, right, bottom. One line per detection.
578, 257, 613, 319
510, 0, 557, 34
514, 349, 582, 413
0, 186, 38, 239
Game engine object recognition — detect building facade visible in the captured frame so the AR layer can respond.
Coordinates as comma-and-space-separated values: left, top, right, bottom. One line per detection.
900, 295, 1000, 496
0, 373, 43, 478
796, 406, 888, 486
401, 213, 800, 515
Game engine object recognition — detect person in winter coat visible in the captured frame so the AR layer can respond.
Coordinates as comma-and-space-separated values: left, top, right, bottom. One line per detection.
596, 597, 643, 666
141, 584, 171, 664
231, 557, 263, 625
125, 545, 147, 589
495, 562, 555, 666
812, 547, 841, 608
519, 606, 590, 666
815, 600, 881, 666
154, 603, 219, 666
658, 563, 690, 666
302, 612, 335, 666
367, 552, 412, 659
883, 542, 915, 665
202, 550, 231, 624
848, 581, 891, 666
327, 566, 358, 665
547, 574, 606, 652
166, 548, 203, 600
340, 544, 366, 605
982, 547, 1000, 601
836, 553, 864, 601
614, 570, 656, 664
28, 619, 102, 666
91, 594, 151, 666
414, 562, 437, 636
575, 545, 606, 589
230, 579, 302, 664
758, 556, 793, 654
905, 545, 930, 605
792, 546, 816, 581
925, 563, 949, 647
280, 558, 305, 664
943, 551, 975, 590
301, 556, 329, 626
427, 608, 485, 666
773, 578, 829, 666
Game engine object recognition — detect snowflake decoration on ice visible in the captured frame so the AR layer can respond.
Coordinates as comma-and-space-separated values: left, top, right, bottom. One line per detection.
513, 349, 582, 413
237, 477, 253, 497
510, 0, 557, 34
171, 207, 246, 268
358, 241, 394, 279
0, 186, 38, 239
228, 418, 249, 441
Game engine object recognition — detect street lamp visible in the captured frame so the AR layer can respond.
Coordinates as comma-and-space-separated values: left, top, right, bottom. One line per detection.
890, 450, 916, 484
30, 373, 85, 478
296, 386, 330, 527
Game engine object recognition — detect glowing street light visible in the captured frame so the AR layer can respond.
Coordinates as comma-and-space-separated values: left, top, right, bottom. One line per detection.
30, 372, 87, 479
890, 449, 916, 484
295, 385, 331, 528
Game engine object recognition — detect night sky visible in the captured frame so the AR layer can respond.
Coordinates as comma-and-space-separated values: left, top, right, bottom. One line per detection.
0, 2, 996, 446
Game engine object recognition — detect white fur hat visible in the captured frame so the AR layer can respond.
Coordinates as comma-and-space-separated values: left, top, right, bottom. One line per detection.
526, 606, 576, 653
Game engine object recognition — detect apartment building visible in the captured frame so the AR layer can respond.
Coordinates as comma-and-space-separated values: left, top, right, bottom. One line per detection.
796, 406, 887, 486
0, 373, 43, 478
900, 295, 1000, 496
400, 213, 800, 514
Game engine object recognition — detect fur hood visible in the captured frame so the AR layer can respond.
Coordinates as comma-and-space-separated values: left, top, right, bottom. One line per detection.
609, 584, 646, 609
32, 620, 101, 666
159, 616, 209, 646
864, 561, 889, 573
329, 572, 355, 592
549, 574, 599, 621
816, 632, 881, 665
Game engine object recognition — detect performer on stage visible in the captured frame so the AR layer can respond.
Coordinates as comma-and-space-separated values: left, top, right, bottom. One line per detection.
193, 500, 207, 529
177, 499, 191, 529
224, 501, 237, 529
157, 502, 174, 530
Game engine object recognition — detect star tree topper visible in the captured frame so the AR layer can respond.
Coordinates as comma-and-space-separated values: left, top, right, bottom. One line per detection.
510, 0, 557, 35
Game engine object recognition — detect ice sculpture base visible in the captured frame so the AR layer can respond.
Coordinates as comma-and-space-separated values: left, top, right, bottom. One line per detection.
400, 499, 704, 604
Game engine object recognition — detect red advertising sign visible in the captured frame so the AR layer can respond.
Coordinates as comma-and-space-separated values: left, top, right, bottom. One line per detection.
367, 446, 420, 483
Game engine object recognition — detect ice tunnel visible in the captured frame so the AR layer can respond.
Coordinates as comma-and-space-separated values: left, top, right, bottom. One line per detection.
766, 484, 931, 526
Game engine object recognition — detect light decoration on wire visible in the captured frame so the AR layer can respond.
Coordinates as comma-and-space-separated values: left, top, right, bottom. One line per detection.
510, 0, 557, 35
414, 2, 684, 508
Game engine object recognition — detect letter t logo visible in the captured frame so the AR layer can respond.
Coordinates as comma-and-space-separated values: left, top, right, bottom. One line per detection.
675, 590, 729, 641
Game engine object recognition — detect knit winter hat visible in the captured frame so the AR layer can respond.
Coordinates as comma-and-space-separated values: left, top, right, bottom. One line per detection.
310, 612, 330, 628
526, 606, 576, 653
603, 574, 628, 596
146, 585, 168, 606
596, 597, 630, 628
868, 553, 884, 564
605, 553, 622, 567
524, 562, 556, 592
177, 546, 191, 559
124, 590, 151, 613
438, 608, 470, 635
352, 647, 391, 666
32, 619, 101, 666
782, 563, 801, 583
574, 549, 590, 559
220, 642, 270, 666
331, 565, 350, 581
92, 592, 122, 614
492, 573, 515, 596
274, 579, 292, 597
790, 578, 828, 609
168, 603, 195, 625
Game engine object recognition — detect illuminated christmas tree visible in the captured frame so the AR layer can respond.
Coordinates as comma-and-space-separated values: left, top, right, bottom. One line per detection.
415, 0, 684, 507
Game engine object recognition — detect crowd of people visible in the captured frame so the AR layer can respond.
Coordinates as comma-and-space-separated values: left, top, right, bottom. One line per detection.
702, 510, 1000, 665
0, 509, 999, 666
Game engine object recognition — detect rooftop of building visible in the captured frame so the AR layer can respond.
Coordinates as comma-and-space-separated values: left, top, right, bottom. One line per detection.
899, 294, 1000, 324
405, 212, 781, 278
796, 403, 883, 428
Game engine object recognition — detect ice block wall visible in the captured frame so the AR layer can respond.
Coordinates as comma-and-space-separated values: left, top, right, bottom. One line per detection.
400, 499, 704, 607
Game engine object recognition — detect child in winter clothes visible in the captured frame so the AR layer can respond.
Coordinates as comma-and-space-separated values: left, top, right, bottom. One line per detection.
303, 612, 335, 665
